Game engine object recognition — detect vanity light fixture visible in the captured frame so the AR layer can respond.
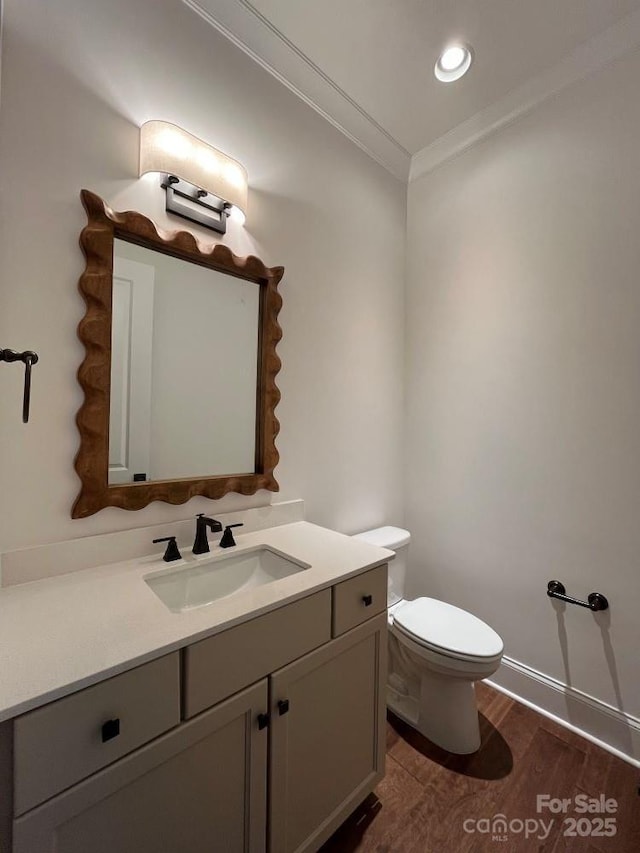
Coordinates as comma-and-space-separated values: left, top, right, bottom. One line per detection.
434, 43, 473, 82
139, 120, 248, 234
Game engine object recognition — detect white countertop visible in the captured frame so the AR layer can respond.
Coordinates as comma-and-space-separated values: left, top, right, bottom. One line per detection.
0, 522, 393, 723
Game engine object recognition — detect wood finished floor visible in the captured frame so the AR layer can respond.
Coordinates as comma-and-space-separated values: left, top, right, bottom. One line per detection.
322, 683, 640, 852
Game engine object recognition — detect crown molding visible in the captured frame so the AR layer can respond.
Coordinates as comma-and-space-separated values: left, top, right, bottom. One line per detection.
183, 2, 640, 186
182, 0, 411, 181
410, 8, 640, 183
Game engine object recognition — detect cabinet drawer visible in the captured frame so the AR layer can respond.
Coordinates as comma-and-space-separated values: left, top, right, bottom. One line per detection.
14, 652, 180, 817
332, 564, 388, 636
183, 589, 331, 719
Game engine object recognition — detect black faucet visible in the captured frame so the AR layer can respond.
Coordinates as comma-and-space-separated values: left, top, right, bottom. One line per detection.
193, 514, 222, 554
219, 523, 244, 549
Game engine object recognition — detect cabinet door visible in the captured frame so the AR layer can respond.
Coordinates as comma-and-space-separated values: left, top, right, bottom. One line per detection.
13, 680, 268, 853
269, 612, 387, 853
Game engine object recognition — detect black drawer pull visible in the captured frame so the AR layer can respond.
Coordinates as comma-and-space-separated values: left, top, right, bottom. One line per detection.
362, 594, 373, 607
101, 718, 120, 742
257, 712, 270, 730
277, 699, 290, 716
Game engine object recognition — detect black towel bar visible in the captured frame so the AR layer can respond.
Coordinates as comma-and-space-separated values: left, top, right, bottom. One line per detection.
547, 580, 609, 612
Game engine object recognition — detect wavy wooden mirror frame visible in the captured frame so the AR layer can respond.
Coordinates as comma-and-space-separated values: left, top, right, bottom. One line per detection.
72, 190, 282, 519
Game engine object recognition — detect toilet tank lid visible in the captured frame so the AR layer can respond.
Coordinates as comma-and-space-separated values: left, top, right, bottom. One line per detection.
352, 526, 410, 550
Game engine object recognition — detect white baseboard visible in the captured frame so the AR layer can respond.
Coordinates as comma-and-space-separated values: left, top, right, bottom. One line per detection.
486, 655, 640, 769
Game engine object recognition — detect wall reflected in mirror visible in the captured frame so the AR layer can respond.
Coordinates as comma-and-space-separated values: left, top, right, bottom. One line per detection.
109, 238, 260, 484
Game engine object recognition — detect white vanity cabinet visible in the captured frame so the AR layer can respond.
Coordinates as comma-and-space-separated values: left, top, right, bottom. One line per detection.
12, 680, 268, 853
269, 613, 386, 853
6, 564, 387, 853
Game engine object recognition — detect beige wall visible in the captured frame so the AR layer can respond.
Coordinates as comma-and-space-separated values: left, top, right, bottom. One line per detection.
406, 48, 640, 731
0, 0, 405, 551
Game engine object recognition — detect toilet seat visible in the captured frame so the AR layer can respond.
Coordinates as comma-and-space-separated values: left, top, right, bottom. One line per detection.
392, 597, 503, 663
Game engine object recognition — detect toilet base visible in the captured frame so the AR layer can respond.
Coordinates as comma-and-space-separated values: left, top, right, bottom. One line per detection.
388, 671, 482, 754
387, 632, 484, 754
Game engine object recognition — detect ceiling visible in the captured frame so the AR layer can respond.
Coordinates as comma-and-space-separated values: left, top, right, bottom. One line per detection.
185, 0, 640, 179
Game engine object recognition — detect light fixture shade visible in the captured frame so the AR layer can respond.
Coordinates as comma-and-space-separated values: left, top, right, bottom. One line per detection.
139, 120, 248, 216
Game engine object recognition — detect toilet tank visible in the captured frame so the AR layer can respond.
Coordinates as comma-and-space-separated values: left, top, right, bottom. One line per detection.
352, 526, 411, 606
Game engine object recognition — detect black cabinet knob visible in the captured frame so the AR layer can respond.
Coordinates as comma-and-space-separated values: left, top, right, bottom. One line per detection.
277, 699, 290, 716
101, 718, 120, 742
257, 713, 270, 730
362, 594, 373, 607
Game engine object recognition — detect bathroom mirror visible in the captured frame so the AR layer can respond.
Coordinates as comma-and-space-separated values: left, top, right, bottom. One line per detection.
72, 190, 283, 518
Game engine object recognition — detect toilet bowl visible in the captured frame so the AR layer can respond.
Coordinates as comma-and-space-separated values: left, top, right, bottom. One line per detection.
353, 527, 503, 754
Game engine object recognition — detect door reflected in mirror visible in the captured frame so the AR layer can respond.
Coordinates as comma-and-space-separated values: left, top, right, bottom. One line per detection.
109, 239, 260, 484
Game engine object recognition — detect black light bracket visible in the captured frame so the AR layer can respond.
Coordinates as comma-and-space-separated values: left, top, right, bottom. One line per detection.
161, 174, 231, 234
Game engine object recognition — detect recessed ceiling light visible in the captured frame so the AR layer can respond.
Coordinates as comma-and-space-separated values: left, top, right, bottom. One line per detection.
434, 43, 473, 83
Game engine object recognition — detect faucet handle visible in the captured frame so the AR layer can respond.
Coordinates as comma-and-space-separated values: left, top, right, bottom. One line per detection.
153, 536, 182, 562
219, 524, 243, 549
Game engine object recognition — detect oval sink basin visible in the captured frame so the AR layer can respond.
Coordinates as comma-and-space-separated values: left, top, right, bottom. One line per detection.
144, 546, 310, 612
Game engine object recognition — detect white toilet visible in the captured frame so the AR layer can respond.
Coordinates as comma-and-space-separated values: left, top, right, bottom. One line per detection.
353, 526, 504, 754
